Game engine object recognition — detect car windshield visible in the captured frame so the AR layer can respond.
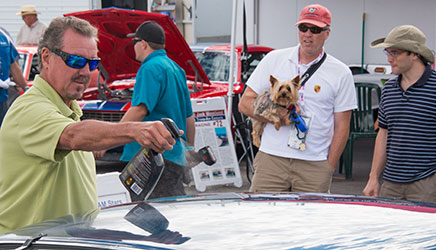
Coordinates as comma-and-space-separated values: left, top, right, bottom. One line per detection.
17, 53, 27, 73
18, 52, 39, 81
193, 50, 269, 83
193, 51, 232, 82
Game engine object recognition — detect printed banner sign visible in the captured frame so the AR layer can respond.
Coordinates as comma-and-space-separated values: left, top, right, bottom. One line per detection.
191, 97, 243, 191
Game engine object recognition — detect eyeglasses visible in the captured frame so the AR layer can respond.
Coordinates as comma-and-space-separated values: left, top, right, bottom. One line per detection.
51, 49, 100, 71
298, 24, 329, 34
383, 49, 407, 58
132, 38, 143, 46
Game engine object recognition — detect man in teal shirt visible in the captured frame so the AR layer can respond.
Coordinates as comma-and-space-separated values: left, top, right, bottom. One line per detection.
0, 26, 27, 127
0, 17, 177, 234
121, 21, 195, 199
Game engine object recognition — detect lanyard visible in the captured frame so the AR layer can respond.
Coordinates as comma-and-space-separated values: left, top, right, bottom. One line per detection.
297, 50, 327, 103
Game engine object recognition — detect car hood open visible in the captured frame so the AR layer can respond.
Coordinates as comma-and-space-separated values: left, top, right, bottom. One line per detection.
65, 8, 210, 84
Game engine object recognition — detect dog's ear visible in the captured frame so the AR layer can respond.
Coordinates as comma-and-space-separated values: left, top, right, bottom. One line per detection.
270, 75, 278, 87
292, 75, 301, 89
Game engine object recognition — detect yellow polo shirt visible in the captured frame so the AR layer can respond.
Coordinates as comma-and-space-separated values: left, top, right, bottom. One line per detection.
0, 75, 98, 233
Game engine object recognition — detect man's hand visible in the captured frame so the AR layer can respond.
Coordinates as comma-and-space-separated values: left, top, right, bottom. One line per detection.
59, 119, 183, 152
280, 103, 301, 126
362, 178, 380, 197
0, 78, 14, 89
93, 150, 107, 160
134, 121, 183, 153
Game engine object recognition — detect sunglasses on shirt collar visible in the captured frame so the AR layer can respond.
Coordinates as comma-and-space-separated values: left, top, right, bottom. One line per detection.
298, 24, 330, 34
50, 49, 101, 71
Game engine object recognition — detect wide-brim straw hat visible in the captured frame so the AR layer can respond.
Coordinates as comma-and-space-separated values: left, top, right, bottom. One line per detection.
16, 5, 40, 16
371, 25, 434, 64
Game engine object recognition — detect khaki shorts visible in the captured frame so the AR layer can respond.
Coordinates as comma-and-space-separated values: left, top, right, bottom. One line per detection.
380, 173, 436, 203
249, 151, 333, 193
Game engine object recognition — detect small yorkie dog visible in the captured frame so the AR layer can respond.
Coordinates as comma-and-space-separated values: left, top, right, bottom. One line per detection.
251, 75, 300, 147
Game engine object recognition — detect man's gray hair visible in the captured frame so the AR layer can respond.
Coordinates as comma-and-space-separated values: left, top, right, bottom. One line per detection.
38, 16, 98, 69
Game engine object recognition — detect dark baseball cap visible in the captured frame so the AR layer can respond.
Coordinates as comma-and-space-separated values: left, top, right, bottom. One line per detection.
127, 21, 165, 45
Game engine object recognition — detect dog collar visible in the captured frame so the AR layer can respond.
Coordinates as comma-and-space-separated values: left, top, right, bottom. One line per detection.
274, 103, 294, 111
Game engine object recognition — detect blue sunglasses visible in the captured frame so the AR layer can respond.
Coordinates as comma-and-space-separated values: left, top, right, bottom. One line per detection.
51, 49, 101, 71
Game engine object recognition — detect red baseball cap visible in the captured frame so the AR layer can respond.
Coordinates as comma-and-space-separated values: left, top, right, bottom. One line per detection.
295, 4, 331, 28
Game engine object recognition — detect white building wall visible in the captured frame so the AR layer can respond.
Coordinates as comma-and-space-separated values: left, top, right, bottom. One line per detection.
236, 0, 436, 65
2, 0, 434, 66
1, 0, 95, 43
194, 0, 232, 43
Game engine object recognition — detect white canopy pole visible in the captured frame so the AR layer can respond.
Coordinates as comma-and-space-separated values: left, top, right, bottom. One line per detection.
147, 0, 152, 12
227, 0, 238, 120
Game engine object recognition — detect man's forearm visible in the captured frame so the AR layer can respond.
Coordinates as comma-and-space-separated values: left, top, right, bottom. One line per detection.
186, 115, 195, 146
327, 111, 352, 170
58, 119, 175, 154
59, 120, 137, 151
328, 130, 349, 171
239, 87, 271, 123
10, 62, 27, 89
121, 104, 148, 122
368, 128, 387, 180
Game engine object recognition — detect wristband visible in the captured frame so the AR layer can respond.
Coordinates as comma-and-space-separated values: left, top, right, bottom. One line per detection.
186, 146, 195, 151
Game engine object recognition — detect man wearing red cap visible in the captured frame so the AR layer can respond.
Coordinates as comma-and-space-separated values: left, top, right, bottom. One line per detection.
239, 4, 356, 193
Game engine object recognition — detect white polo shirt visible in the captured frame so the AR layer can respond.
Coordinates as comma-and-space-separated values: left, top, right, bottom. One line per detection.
247, 45, 357, 161
16, 20, 47, 45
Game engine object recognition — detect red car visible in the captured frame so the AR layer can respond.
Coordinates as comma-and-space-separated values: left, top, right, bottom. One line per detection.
16, 45, 39, 84
16, 45, 100, 88
64, 8, 273, 122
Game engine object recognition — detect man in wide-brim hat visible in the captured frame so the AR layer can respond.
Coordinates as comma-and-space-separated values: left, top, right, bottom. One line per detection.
16, 5, 47, 45
363, 25, 436, 203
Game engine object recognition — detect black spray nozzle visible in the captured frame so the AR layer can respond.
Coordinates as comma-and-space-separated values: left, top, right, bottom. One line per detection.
162, 118, 217, 166
198, 146, 216, 166
161, 118, 182, 139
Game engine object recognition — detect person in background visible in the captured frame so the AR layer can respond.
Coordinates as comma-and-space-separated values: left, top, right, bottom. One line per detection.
0, 26, 27, 127
121, 21, 195, 199
238, 4, 356, 193
363, 25, 436, 203
16, 5, 47, 45
0, 16, 178, 234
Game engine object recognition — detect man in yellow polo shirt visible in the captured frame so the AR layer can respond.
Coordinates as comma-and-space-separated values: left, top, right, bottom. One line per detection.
0, 16, 179, 233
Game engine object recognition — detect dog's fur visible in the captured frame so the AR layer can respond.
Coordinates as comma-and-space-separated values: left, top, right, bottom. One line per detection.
251, 75, 300, 147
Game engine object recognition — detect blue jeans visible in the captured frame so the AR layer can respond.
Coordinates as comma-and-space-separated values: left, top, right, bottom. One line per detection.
0, 100, 8, 127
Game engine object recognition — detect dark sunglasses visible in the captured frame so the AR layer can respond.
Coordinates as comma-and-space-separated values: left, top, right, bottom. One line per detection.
132, 38, 143, 46
51, 49, 100, 71
298, 24, 329, 34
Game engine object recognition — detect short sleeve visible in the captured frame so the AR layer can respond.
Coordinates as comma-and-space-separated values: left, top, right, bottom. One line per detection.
131, 65, 163, 113
17, 101, 74, 162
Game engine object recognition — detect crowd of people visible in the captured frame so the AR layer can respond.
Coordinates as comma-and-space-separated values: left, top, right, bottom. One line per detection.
0, 3, 435, 234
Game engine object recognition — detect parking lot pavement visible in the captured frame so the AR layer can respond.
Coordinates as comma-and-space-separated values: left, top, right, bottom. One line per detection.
97, 138, 376, 197
330, 137, 375, 195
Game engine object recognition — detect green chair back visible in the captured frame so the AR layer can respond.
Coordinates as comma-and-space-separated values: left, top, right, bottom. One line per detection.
351, 82, 381, 135
340, 82, 382, 179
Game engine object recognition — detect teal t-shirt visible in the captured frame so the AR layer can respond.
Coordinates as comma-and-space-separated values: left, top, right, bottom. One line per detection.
121, 50, 193, 166
0, 28, 20, 102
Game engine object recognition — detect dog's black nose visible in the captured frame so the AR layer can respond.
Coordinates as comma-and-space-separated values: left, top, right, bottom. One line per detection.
281, 92, 287, 97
